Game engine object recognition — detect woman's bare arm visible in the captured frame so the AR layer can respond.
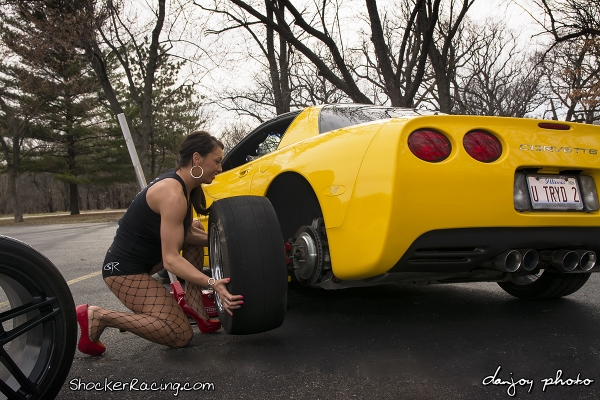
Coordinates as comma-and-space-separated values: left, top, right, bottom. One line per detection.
184, 219, 208, 247
149, 180, 242, 315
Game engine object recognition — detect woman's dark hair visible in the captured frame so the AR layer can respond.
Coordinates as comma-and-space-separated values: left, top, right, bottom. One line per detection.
177, 130, 224, 215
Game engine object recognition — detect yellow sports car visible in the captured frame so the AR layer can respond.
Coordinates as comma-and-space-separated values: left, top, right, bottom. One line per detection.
203, 104, 600, 333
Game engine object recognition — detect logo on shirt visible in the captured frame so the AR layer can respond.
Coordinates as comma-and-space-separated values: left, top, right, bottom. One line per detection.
103, 262, 121, 274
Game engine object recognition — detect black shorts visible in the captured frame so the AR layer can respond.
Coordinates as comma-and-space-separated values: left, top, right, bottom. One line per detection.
102, 248, 155, 278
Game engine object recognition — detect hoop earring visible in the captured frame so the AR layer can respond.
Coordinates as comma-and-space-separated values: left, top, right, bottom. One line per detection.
190, 166, 204, 179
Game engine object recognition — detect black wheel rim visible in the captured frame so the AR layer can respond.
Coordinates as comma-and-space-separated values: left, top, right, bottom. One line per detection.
0, 263, 67, 400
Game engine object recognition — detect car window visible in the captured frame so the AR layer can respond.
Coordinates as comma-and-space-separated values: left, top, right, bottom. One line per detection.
246, 133, 283, 162
318, 104, 440, 133
221, 111, 300, 171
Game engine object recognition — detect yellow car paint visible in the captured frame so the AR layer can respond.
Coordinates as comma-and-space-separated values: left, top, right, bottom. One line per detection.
201, 106, 600, 281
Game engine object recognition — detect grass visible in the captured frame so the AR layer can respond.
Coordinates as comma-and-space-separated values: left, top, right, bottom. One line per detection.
0, 210, 125, 226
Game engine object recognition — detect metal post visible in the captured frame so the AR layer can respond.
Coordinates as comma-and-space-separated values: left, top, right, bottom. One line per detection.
117, 113, 178, 284
117, 113, 147, 189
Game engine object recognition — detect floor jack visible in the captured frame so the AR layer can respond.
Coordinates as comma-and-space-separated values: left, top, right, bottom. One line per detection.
168, 271, 221, 333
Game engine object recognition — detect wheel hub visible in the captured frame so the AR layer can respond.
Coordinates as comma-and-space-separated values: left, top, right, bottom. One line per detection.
293, 232, 318, 279
291, 222, 324, 286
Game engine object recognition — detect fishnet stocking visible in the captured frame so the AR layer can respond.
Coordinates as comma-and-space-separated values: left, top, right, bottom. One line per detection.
181, 243, 214, 321
90, 274, 193, 348
88, 243, 215, 348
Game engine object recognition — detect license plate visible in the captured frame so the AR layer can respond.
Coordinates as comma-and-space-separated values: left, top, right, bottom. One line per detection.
527, 175, 583, 210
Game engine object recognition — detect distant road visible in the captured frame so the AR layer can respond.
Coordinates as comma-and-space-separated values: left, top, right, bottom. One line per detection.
0, 209, 126, 221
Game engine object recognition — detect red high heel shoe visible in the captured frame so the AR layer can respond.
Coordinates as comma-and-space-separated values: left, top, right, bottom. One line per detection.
171, 282, 221, 333
76, 304, 106, 356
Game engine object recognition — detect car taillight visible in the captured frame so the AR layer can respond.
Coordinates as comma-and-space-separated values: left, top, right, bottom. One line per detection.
408, 129, 451, 162
463, 130, 502, 162
580, 176, 599, 211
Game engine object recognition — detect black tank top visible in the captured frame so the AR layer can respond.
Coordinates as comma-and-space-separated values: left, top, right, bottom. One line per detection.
109, 169, 192, 267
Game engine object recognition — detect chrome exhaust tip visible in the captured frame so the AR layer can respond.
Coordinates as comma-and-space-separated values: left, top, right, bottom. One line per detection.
540, 250, 579, 272
576, 250, 596, 271
517, 249, 539, 271
494, 250, 521, 272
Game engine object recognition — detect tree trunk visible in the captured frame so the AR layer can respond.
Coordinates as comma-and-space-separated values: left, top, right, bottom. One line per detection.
266, 1, 291, 115
429, 45, 453, 113
150, 133, 156, 177
403, 0, 440, 107
0, 99, 24, 222
366, 0, 403, 106
66, 106, 80, 215
426, 0, 472, 113
10, 124, 23, 222
139, 0, 166, 179
7, 166, 23, 223
69, 182, 80, 215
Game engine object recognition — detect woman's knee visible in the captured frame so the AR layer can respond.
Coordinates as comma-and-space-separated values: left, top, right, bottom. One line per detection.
169, 330, 193, 348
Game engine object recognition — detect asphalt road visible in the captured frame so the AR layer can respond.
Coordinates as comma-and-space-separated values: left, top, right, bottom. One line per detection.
1, 223, 600, 399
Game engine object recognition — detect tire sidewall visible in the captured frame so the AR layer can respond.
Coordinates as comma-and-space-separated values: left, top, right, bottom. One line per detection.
208, 196, 287, 335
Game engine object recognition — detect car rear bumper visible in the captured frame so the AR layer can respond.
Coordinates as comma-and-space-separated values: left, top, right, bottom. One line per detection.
388, 227, 600, 273
327, 116, 600, 280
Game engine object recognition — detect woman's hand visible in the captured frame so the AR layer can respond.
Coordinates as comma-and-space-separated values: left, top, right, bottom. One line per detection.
213, 278, 243, 316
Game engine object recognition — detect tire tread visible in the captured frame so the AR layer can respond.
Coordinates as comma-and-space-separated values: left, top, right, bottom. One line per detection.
208, 196, 287, 334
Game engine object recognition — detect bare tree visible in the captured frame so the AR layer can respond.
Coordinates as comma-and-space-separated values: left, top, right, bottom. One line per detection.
203, 0, 372, 104
202, 0, 487, 114
200, 0, 338, 121
540, 37, 600, 124
290, 53, 348, 106
79, 0, 166, 178
200, 0, 352, 123
523, 0, 600, 124
426, 0, 475, 112
531, 0, 600, 44
362, 0, 441, 107
212, 43, 347, 123
43, 0, 204, 178
453, 20, 544, 117
218, 121, 251, 153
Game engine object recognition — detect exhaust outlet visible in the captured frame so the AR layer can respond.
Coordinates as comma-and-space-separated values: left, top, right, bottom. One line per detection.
517, 249, 539, 271
493, 250, 521, 272
540, 250, 579, 272
576, 250, 597, 271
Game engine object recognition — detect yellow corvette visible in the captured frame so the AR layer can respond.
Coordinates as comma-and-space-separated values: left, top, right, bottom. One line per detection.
202, 104, 600, 308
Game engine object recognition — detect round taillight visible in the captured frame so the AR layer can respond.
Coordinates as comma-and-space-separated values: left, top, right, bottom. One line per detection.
463, 130, 502, 162
408, 129, 451, 162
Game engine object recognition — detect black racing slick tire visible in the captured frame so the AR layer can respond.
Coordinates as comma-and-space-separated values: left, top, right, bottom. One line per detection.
208, 196, 287, 334
0, 236, 77, 400
497, 270, 591, 299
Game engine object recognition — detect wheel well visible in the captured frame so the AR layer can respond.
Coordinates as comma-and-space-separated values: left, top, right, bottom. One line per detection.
266, 172, 323, 241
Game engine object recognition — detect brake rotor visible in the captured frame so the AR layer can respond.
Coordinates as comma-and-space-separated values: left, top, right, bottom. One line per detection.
292, 224, 323, 286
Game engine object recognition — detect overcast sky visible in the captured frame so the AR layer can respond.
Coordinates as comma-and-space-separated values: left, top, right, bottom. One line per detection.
127, 0, 548, 132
